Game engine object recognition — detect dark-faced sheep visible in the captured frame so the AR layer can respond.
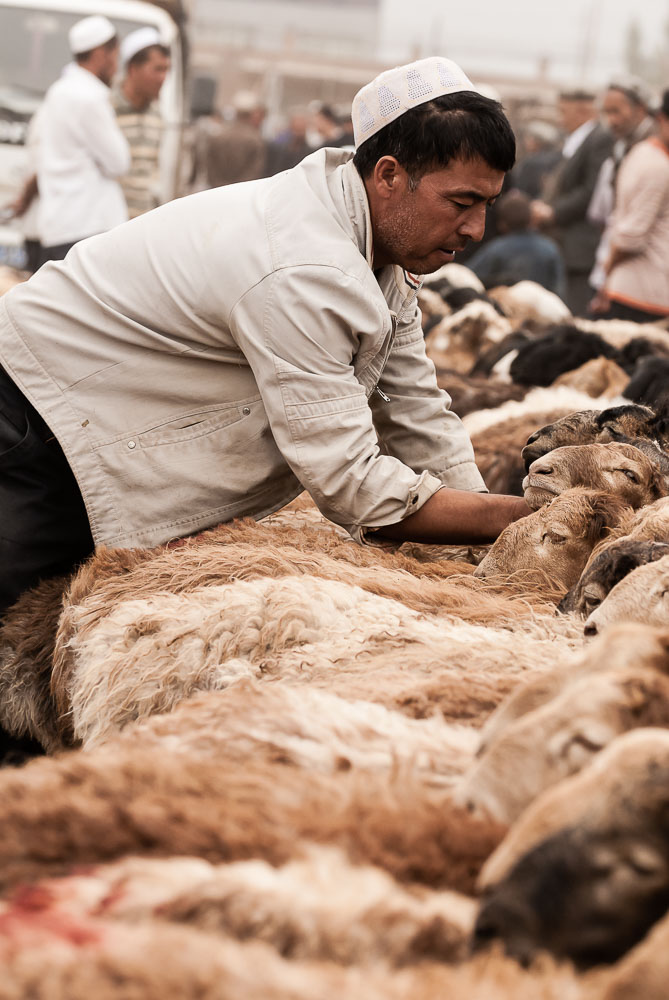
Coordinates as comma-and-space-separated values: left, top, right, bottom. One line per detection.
475, 729, 669, 968
559, 539, 669, 617
584, 554, 669, 636
521, 403, 662, 470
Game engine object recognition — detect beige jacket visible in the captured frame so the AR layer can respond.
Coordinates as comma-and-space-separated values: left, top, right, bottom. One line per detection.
605, 138, 669, 314
0, 148, 485, 549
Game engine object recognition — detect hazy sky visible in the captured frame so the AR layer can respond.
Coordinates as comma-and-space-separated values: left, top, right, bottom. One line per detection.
379, 0, 669, 86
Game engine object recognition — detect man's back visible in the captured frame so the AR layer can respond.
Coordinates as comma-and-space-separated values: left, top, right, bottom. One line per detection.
205, 119, 266, 187
38, 64, 129, 246
468, 230, 566, 296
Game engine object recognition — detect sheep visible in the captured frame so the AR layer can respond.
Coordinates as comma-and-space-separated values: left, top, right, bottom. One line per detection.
584, 554, 669, 636
0, 502, 578, 752
58, 571, 581, 749
0, 896, 597, 1000
521, 402, 663, 470
478, 728, 669, 893
475, 623, 669, 754
24, 845, 476, 965
577, 314, 669, 350
6, 847, 476, 966
559, 539, 669, 617
432, 368, 526, 418
624, 355, 669, 412
509, 326, 620, 388
425, 299, 512, 373
601, 909, 669, 1000
456, 663, 669, 825
473, 489, 633, 598
474, 729, 669, 969
522, 442, 668, 512
464, 388, 622, 495
0, 918, 370, 1000
421, 261, 485, 292
551, 357, 629, 399
0, 743, 505, 895
487, 280, 573, 327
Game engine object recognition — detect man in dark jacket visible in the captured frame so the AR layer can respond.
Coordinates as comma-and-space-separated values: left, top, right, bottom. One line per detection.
531, 89, 613, 316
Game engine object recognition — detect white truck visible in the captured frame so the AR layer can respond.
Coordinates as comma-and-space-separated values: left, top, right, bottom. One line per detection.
0, 0, 187, 264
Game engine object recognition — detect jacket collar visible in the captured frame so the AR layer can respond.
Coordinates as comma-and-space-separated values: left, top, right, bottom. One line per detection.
327, 150, 422, 303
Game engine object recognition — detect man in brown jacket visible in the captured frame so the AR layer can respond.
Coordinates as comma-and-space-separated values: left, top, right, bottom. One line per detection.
201, 90, 267, 188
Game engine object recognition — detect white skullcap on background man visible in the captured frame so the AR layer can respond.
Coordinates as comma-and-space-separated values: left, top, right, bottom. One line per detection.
68, 15, 116, 55
120, 26, 162, 67
352, 56, 477, 149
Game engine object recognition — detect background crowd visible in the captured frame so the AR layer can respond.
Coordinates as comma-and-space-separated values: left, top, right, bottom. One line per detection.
4, 13, 669, 324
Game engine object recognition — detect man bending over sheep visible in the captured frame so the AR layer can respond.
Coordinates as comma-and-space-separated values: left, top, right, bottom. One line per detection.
0, 57, 529, 615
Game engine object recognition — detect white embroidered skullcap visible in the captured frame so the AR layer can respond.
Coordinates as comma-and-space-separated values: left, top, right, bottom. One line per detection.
352, 56, 476, 149
68, 15, 116, 55
121, 27, 162, 67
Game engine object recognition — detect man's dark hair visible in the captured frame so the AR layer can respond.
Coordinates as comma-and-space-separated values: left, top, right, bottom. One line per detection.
76, 35, 118, 64
128, 42, 170, 70
352, 91, 515, 184
662, 89, 669, 118
496, 189, 531, 232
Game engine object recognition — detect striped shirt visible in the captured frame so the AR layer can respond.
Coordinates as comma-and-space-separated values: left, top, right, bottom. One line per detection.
111, 89, 163, 218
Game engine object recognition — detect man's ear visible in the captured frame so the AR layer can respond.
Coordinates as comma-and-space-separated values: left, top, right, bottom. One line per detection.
371, 156, 406, 200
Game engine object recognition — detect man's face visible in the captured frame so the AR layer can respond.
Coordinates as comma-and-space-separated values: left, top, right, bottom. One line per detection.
558, 98, 594, 134
98, 43, 119, 87
370, 155, 504, 275
129, 48, 170, 104
603, 89, 644, 140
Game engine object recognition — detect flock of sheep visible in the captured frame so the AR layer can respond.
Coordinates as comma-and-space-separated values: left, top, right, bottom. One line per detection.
2, 263, 669, 997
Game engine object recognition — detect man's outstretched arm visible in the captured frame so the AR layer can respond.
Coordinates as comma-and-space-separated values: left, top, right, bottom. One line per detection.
373, 487, 531, 545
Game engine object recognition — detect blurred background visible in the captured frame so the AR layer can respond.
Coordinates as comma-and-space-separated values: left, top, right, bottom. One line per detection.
1, 0, 668, 267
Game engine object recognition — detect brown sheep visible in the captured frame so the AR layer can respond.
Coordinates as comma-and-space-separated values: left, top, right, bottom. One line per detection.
474, 489, 633, 597
521, 403, 662, 470
551, 357, 629, 399
17, 848, 476, 966
0, 743, 505, 896
475, 729, 669, 968
475, 623, 669, 755
523, 442, 668, 511
457, 665, 669, 825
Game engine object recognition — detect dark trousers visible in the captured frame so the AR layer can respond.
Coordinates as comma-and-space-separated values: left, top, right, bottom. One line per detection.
0, 365, 94, 618
606, 299, 669, 324
36, 240, 79, 270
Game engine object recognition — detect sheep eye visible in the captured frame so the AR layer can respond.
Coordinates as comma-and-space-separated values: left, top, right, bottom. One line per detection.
583, 595, 601, 612
542, 530, 567, 546
619, 469, 639, 483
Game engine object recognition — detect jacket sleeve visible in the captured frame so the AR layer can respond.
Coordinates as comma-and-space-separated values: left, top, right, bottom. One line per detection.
80, 94, 131, 178
552, 130, 613, 226
230, 264, 445, 540
370, 299, 487, 493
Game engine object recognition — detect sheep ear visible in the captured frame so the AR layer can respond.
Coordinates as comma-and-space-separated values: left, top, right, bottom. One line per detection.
557, 587, 578, 613
587, 495, 629, 542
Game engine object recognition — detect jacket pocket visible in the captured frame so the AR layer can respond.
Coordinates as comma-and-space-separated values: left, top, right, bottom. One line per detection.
131, 403, 252, 449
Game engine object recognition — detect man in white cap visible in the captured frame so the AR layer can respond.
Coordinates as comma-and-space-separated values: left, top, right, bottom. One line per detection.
112, 28, 171, 218
0, 56, 529, 621
35, 14, 130, 266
